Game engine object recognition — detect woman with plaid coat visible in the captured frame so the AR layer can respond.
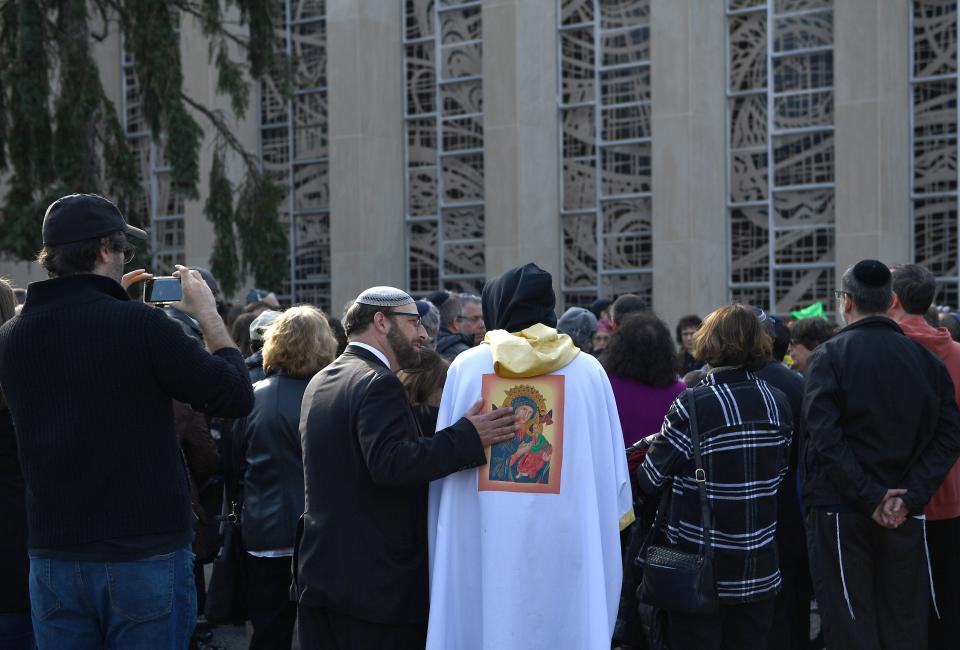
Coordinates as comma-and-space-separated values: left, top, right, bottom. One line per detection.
638, 304, 793, 650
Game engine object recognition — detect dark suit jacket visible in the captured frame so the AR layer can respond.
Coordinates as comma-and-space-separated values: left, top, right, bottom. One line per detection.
293, 345, 485, 624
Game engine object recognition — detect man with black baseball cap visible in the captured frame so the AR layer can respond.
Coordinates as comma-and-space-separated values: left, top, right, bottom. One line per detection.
0, 193, 254, 648
801, 259, 960, 650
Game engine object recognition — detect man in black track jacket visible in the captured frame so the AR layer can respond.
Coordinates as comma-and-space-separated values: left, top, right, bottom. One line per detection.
801, 259, 960, 650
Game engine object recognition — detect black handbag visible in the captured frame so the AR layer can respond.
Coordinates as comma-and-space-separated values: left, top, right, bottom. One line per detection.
204, 500, 248, 624
636, 390, 719, 614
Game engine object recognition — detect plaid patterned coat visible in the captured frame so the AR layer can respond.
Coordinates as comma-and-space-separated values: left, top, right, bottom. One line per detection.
637, 367, 793, 603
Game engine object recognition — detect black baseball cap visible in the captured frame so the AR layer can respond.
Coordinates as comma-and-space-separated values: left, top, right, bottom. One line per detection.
42, 194, 148, 246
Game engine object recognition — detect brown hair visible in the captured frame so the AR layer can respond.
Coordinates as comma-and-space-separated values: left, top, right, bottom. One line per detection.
692, 304, 772, 372
398, 349, 449, 406
262, 305, 338, 379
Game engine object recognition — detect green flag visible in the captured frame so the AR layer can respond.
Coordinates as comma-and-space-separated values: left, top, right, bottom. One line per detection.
791, 302, 827, 321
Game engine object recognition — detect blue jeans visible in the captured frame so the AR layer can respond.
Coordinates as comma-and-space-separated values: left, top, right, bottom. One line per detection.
29, 546, 196, 650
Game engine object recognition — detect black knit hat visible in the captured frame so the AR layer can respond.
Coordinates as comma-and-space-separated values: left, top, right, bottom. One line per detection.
852, 259, 891, 288
42, 194, 147, 246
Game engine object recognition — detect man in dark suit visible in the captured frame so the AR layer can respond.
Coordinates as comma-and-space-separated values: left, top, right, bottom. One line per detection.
294, 286, 519, 649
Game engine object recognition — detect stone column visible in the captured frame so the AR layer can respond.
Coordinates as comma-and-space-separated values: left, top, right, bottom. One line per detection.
327, 0, 406, 310
482, 0, 561, 293
650, 0, 728, 329
833, 0, 911, 273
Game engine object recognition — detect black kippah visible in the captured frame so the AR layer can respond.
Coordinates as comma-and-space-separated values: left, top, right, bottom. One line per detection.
852, 259, 891, 288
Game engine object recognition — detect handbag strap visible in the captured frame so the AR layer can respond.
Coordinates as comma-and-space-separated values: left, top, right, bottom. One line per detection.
685, 388, 714, 560
636, 388, 714, 562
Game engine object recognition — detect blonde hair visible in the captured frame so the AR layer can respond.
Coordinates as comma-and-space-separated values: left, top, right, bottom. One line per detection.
262, 305, 337, 379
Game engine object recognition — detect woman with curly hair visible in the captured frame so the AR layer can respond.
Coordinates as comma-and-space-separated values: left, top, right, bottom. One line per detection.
603, 313, 685, 447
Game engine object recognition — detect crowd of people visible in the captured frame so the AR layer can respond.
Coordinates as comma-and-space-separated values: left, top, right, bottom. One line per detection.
1, 193, 960, 650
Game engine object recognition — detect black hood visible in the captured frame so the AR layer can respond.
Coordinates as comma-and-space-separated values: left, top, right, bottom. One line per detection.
481, 263, 557, 332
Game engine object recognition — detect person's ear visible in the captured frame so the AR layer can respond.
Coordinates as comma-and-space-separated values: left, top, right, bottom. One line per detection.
889, 292, 901, 313
96, 244, 113, 265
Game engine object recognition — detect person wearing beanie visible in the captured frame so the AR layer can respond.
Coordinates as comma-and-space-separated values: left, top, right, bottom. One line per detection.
802, 260, 960, 650
557, 306, 598, 352
426, 263, 634, 649
293, 286, 520, 648
246, 309, 282, 383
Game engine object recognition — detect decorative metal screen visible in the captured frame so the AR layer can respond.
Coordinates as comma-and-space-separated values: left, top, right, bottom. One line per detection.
911, 1, 959, 308
259, 0, 330, 310
121, 32, 186, 275
558, 0, 653, 309
402, 0, 485, 296
726, 0, 835, 316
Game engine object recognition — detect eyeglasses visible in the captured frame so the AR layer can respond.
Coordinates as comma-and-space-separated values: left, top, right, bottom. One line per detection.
121, 245, 135, 265
385, 310, 423, 328
833, 290, 850, 301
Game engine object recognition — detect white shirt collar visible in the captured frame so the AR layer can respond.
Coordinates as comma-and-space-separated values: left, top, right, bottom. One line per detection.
347, 342, 391, 370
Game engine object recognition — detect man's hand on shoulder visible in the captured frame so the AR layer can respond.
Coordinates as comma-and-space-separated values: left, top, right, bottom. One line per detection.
464, 400, 521, 448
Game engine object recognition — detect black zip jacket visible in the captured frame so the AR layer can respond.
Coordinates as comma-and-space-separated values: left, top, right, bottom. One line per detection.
801, 316, 960, 515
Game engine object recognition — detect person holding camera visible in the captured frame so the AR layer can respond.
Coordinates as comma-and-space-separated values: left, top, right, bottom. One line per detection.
0, 194, 254, 650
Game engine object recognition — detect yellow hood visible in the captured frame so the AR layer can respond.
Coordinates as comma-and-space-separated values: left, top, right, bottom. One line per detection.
483, 323, 580, 378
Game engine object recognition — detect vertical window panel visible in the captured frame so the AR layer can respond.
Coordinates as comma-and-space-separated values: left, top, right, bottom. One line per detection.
558, 0, 652, 309
404, 1, 485, 293
726, 2, 835, 316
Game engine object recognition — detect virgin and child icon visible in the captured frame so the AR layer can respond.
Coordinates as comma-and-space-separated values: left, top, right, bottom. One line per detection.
478, 374, 565, 494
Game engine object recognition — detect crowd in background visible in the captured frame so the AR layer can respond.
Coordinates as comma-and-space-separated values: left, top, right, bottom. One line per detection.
3, 200, 960, 650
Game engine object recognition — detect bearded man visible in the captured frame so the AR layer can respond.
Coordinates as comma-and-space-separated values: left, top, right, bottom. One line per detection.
293, 286, 519, 649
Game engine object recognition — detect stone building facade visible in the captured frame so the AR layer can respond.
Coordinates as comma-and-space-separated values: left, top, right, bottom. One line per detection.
0, 0, 953, 329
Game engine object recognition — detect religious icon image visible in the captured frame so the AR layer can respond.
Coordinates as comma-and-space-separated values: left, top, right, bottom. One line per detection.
479, 374, 565, 494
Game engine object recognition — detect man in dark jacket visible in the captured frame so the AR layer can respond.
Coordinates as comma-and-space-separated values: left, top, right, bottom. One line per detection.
0, 194, 254, 649
802, 259, 960, 650
429, 290, 473, 360
751, 310, 810, 650
294, 286, 519, 649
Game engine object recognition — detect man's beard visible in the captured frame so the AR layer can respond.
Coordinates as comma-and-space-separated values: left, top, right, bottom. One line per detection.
387, 325, 422, 370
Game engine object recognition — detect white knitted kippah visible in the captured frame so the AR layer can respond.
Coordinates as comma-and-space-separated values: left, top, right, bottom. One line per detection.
355, 286, 414, 307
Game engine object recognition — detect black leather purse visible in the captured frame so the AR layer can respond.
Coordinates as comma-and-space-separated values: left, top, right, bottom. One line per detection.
636, 389, 719, 614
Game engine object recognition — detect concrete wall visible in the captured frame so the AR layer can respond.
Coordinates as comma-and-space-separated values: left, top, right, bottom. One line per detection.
327, 0, 406, 311
482, 0, 561, 294
833, 0, 911, 274
649, 0, 729, 328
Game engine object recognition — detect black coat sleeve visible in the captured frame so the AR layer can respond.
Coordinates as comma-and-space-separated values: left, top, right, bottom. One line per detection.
357, 373, 486, 487
145, 308, 254, 418
802, 347, 887, 515
902, 364, 960, 512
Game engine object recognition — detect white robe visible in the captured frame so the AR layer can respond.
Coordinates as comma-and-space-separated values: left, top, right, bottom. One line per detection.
426, 345, 634, 650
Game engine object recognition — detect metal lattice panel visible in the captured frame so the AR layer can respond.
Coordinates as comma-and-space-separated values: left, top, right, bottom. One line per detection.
258, 0, 330, 310
726, 1, 836, 316
558, 0, 652, 309
403, 0, 485, 294
911, 1, 960, 304
120, 36, 186, 275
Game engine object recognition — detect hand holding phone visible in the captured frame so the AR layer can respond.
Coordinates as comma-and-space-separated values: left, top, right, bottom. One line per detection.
143, 277, 183, 304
